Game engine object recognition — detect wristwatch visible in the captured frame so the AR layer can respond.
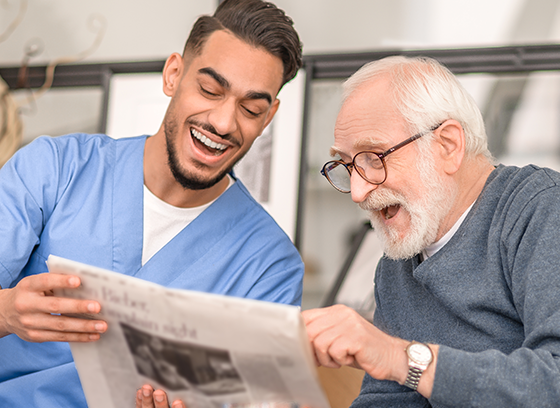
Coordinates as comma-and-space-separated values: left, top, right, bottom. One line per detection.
404, 341, 433, 391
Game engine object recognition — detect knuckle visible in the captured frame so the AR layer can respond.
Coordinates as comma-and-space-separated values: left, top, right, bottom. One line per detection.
26, 329, 42, 343
47, 298, 62, 314
19, 315, 34, 329
13, 297, 28, 314
20, 274, 36, 287
36, 273, 49, 285
314, 342, 328, 355
54, 319, 67, 332
28, 273, 46, 288
56, 332, 71, 342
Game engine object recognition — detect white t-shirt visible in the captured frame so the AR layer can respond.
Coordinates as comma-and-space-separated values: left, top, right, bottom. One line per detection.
422, 202, 474, 260
142, 175, 233, 265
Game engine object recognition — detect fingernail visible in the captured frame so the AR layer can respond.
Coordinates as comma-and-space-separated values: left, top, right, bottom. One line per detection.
154, 394, 164, 402
143, 388, 151, 397
68, 276, 80, 286
87, 303, 98, 313
94, 323, 105, 332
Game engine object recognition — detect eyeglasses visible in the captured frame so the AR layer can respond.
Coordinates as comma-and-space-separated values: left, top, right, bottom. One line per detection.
321, 122, 443, 193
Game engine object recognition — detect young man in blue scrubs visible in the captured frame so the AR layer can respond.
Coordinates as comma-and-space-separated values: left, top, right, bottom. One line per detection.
0, 1, 304, 406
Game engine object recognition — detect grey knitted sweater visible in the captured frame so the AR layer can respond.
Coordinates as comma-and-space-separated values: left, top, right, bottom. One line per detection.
351, 164, 560, 408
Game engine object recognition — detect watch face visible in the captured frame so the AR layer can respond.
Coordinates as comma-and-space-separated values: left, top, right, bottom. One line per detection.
408, 343, 433, 364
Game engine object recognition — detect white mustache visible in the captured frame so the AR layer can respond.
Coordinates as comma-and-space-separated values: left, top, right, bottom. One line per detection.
359, 188, 407, 213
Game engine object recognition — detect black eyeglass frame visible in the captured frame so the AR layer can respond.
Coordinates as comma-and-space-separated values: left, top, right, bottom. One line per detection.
321, 122, 444, 193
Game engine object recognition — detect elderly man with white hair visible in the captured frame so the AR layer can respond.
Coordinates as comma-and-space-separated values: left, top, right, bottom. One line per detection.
303, 55, 560, 407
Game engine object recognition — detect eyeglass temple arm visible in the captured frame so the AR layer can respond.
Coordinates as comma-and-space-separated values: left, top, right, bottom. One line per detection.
382, 122, 444, 156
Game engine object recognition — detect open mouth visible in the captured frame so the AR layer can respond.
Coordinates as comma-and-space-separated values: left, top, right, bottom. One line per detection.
381, 204, 401, 220
191, 128, 228, 156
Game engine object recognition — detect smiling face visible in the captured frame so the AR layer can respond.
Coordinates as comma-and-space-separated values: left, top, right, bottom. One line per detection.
359, 149, 457, 260
162, 30, 283, 191
333, 76, 457, 259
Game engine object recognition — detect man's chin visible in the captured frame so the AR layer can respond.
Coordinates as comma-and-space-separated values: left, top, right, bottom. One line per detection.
173, 172, 227, 191
379, 237, 424, 261
382, 245, 422, 261
370, 218, 429, 261
169, 158, 230, 190
168, 151, 232, 191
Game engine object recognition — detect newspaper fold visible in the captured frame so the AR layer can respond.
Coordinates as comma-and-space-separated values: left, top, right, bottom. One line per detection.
47, 255, 329, 408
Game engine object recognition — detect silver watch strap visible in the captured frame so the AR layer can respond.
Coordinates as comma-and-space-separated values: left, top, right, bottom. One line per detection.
404, 366, 423, 390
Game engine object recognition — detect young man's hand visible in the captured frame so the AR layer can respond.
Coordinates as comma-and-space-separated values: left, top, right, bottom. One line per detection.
0, 273, 107, 342
136, 385, 186, 408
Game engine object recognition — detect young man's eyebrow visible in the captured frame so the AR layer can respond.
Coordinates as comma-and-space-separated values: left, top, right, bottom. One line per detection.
199, 67, 230, 89
245, 91, 272, 104
198, 67, 272, 104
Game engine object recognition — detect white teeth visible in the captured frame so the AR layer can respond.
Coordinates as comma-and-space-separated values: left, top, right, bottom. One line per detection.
191, 129, 227, 151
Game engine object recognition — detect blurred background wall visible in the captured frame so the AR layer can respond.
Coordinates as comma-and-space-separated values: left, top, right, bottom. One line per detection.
2, 0, 560, 310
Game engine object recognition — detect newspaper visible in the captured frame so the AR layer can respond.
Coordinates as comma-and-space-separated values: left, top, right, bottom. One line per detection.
47, 255, 330, 408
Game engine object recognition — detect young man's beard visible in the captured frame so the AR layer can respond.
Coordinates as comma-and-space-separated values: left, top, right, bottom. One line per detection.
164, 117, 234, 191
360, 152, 458, 260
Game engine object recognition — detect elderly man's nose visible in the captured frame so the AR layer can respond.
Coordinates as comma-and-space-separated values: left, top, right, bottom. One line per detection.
350, 170, 379, 203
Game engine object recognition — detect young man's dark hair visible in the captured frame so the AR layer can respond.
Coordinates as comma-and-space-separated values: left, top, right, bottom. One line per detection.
184, 0, 303, 88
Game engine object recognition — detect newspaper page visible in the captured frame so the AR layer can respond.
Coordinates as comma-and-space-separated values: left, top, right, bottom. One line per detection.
47, 255, 329, 408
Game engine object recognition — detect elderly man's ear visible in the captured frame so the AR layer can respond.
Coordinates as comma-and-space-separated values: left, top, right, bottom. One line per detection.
434, 120, 466, 175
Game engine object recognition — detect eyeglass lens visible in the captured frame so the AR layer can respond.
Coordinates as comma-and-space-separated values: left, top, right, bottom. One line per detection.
355, 152, 385, 180
323, 162, 352, 192
323, 152, 385, 193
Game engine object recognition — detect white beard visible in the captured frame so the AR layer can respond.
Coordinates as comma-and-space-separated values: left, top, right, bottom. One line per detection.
360, 156, 458, 260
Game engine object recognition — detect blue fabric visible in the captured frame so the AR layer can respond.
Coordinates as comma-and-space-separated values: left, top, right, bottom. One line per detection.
351, 164, 560, 408
0, 133, 303, 407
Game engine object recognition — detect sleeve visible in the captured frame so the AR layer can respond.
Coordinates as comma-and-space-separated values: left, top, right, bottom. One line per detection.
429, 184, 560, 407
0, 137, 60, 288
351, 375, 431, 408
349, 264, 431, 408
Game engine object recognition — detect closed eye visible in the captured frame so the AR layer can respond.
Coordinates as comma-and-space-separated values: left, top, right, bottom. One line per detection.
243, 106, 260, 117
200, 86, 219, 97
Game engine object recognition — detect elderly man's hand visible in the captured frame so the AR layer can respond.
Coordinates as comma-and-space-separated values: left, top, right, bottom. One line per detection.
302, 305, 438, 399
302, 304, 408, 382
136, 385, 186, 408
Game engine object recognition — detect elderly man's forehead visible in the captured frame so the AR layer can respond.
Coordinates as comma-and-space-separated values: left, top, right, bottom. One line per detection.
332, 115, 409, 157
